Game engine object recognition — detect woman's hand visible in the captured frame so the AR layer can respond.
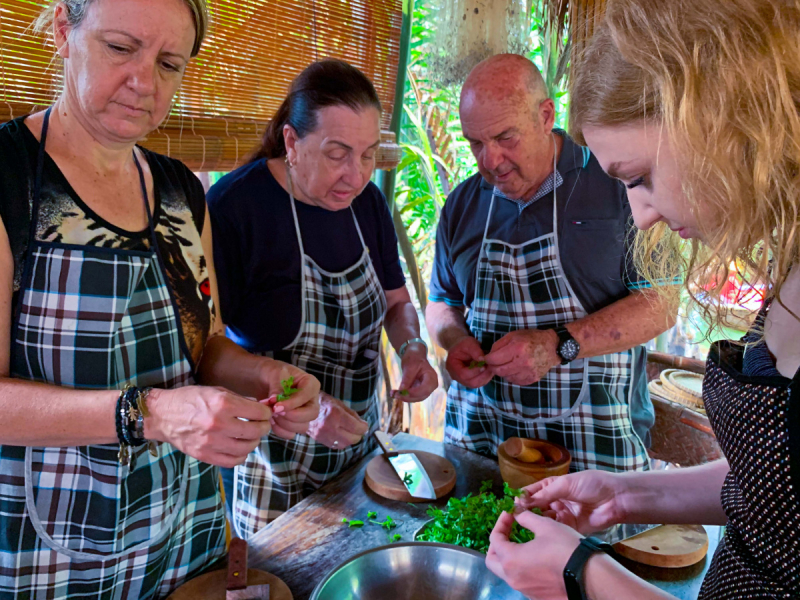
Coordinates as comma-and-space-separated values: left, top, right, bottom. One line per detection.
258, 360, 321, 440
393, 345, 438, 402
519, 470, 628, 534
307, 392, 369, 449
145, 386, 273, 469
486, 510, 582, 600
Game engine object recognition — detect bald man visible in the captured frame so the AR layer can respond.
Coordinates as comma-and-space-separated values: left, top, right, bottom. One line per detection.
426, 55, 675, 472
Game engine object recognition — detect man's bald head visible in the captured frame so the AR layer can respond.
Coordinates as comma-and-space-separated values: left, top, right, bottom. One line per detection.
461, 54, 549, 112
458, 53, 559, 201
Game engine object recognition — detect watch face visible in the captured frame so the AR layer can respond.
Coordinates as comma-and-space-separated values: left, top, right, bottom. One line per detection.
560, 339, 580, 362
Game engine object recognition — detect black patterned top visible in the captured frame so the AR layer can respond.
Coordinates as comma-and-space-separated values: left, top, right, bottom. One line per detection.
699, 331, 800, 599
0, 116, 213, 366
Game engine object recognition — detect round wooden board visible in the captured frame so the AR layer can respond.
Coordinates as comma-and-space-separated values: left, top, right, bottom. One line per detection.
614, 524, 709, 568
166, 568, 292, 600
364, 450, 456, 502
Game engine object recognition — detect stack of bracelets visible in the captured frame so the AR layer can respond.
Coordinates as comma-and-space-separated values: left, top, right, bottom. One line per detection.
116, 385, 157, 467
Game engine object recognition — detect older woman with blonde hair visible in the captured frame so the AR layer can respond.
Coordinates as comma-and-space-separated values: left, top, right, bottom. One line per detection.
486, 0, 800, 599
0, 0, 319, 597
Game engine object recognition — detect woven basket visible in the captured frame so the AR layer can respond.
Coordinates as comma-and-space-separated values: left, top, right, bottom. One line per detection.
648, 394, 721, 467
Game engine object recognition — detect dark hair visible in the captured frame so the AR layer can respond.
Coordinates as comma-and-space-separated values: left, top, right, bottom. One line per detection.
249, 59, 382, 162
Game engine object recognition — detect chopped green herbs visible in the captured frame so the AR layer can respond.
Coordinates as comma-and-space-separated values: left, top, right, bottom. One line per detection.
399, 390, 410, 397
347, 520, 364, 528
343, 512, 402, 544
468, 361, 487, 369
415, 481, 540, 553
402, 472, 414, 485
276, 376, 299, 401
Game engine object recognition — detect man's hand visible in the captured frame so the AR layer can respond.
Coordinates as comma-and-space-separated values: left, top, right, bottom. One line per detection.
484, 329, 561, 386
445, 336, 494, 389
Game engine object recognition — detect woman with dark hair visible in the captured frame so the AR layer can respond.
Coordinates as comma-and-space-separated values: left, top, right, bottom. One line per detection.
208, 59, 438, 538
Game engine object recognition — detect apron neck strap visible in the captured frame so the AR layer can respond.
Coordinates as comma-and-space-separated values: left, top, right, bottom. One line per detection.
285, 161, 366, 254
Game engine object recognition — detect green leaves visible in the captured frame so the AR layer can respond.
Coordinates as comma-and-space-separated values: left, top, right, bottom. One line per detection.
276, 376, 299, 402
343, 511, 402, 543
416, 481, 540, 553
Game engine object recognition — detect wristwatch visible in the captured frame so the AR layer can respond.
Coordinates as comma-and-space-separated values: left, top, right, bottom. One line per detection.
563, 536, 616, 600
554, 326, 580, 364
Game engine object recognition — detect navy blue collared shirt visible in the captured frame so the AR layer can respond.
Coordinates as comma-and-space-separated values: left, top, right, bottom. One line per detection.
429, 131, 655, 445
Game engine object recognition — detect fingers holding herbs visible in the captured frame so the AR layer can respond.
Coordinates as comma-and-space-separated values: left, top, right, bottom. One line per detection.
259, 363, 321, 440
392, 345, 438, 402
144, 386, 272, 469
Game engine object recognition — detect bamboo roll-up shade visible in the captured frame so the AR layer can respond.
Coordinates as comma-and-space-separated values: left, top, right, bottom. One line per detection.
0, 0, 404, 171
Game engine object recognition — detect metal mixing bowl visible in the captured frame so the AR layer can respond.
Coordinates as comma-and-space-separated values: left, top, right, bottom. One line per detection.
309, 542, 528, 600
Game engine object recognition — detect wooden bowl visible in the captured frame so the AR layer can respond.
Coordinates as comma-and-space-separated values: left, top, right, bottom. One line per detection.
497, 438, 571, 489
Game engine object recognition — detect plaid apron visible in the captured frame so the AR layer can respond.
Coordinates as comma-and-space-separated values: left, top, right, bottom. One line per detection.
0, 109, 226, 599
445, 175, 649, 472
231, 181, 386, 540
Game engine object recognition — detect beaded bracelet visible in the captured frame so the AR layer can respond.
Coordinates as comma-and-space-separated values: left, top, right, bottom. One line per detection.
128, 386, 158, 458
123, 386, 146, 448
115, 390, 131, 466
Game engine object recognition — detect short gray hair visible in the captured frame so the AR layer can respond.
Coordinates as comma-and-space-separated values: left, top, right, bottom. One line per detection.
35, 0, 208, 57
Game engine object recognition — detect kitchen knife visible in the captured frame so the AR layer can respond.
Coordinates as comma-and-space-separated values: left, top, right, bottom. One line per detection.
374, 431, 437, 500
596, 522, 662, 546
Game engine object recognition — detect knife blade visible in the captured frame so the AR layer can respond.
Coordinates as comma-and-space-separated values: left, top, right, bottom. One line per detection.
374, 431, 437, 500
596, 522, 662, 546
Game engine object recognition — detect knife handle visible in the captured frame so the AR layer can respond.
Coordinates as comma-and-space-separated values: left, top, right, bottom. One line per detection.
227, 537, 248, 591
374, 431, 398, 457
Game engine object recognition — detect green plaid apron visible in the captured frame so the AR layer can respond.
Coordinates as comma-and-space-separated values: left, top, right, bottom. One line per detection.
445, 156, 649, 472
0, 109, 226, 599
231, 173, 386, 539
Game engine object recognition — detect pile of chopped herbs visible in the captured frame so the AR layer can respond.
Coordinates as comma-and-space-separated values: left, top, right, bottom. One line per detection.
416, 481, 540, 553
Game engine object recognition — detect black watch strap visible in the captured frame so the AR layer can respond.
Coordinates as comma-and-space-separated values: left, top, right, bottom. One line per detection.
563, 537, 615, 600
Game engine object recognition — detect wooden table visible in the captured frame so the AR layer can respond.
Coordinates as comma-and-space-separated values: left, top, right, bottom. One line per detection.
249, 434, 720, 600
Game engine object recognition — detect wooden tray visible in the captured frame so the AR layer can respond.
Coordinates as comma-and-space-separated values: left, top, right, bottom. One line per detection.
614, 524, 708, 568
364, 450, 456, 502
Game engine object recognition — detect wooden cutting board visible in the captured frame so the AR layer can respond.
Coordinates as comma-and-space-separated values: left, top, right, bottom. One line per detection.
166, 569, 292, 600
613, 524, 709, 568
364, 450, 456, 502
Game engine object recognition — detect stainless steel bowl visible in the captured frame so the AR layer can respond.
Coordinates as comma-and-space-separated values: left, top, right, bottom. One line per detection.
309, 542, 528, 600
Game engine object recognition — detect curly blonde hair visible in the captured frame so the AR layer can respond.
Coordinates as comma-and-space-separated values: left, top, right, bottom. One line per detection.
571, 0, 800, 332
35, 0, 208, 57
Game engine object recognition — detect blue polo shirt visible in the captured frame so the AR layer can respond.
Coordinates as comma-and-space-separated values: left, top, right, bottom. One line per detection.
430, 131, 655, 445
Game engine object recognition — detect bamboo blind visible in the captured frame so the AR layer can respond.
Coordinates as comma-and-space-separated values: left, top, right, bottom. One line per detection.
0, 0, 403, 171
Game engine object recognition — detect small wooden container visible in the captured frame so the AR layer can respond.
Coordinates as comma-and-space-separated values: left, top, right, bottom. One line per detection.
497, 438, 571, 489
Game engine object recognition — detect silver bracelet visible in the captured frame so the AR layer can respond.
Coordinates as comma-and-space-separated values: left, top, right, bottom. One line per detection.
398, 337, 427, 358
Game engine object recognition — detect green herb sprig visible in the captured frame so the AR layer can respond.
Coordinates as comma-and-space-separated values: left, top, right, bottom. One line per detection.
415, 481, 541, 553
468, 361, 487, 369
276, 376, 299, 401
